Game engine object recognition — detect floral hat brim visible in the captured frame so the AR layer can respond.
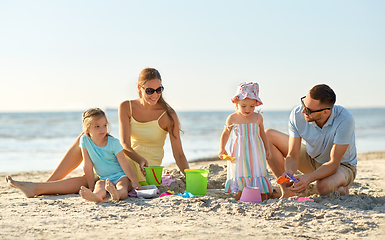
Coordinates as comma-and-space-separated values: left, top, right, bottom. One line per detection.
231, 82, 263, 106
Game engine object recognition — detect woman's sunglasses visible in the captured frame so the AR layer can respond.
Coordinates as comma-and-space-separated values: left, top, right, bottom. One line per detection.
300, 96, 331, 115
141, 86, 164, 95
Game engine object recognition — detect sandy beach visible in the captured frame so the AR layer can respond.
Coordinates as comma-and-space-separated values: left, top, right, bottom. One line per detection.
2, 152, 385, 239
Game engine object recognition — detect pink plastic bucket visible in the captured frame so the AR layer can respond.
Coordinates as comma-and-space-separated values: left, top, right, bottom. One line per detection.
239, 187, 262, 203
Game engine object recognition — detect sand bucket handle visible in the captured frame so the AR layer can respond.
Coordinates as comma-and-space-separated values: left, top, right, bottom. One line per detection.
152, 168, 162, 185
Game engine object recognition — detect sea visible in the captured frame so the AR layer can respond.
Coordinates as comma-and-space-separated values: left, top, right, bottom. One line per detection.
1, 108, 385, 173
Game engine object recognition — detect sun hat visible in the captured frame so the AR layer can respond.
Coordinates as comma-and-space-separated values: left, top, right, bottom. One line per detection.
231, 82, 263, 106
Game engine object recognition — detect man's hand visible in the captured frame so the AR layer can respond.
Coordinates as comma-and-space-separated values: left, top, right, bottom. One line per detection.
290, 174, 311, 193
278, 173, 294, 188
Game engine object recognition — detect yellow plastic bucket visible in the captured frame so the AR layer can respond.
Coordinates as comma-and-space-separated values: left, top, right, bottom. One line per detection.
144, 166, 163, 186
184, 169, 209, 195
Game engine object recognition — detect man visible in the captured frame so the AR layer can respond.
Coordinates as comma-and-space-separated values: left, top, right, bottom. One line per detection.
266, 84, 357, 198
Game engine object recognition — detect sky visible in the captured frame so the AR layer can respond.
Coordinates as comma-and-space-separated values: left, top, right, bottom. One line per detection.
1, 1, 384, 112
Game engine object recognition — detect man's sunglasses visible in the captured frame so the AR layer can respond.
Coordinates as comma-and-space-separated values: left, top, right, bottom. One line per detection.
300, 96, 331, 115
141, 86, 164, 95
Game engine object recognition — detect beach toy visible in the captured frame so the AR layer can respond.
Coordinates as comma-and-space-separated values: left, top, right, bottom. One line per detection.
135, 185, 158, 198
161, 174, 176, 186
159, 190, 175, 198
239, 187, 262, 203
285, 173, 299, 183
297, 197, 314, 202
277, 176, 291, 184
184, 169, 209, 195
144, 166, 163, 186
221, 154, 236, 161
159, 192, 172, 198
277, 173, 299, 184
178, 191, 194, 198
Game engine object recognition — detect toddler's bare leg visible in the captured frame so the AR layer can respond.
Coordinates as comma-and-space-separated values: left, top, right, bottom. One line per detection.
235, 191, 242, 201
261, 193, 268, 201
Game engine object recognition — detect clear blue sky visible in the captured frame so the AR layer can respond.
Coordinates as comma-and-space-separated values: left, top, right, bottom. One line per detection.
1, 1, 384, 112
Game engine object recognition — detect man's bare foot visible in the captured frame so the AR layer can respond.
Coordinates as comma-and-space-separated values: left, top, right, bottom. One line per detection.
5, 176, 36, 198
105, 179, 120, 201
279, 189, 297, 199
337, 186, 349, 196
79, 186, 103, 202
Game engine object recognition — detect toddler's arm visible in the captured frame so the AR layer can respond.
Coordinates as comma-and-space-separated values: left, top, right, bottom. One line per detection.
81, 148, 95, 191
218, 126, 231, 158
218, 115, 234, 159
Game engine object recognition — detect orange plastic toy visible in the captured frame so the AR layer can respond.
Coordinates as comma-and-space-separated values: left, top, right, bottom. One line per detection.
277, 176, 291, 184
221, 154, 236, 161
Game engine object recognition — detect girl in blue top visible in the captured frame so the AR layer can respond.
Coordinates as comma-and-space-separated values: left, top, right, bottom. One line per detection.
79, 108, 143, 202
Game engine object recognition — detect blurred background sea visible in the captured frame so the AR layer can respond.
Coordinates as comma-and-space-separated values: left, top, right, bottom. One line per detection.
1, 108, 384, 173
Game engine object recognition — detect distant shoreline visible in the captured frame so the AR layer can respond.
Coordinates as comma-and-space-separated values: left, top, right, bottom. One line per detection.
1, 106, 385, 114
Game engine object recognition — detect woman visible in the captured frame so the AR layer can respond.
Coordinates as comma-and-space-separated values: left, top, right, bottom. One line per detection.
6, 68, 190, 197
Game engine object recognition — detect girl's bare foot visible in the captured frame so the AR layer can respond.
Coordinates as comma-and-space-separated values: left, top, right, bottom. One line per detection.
5, 176, 36, 198
261, 193, 268, 201
235, 191, 242, 201
105, 179, 119, 200
79, 186, 103, 202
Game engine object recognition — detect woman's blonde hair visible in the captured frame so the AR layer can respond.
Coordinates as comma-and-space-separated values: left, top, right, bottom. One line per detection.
138, 68, 180, 138
82, 108, 111, 137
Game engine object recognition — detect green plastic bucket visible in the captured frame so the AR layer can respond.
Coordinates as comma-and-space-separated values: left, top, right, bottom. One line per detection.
144, 166, 163, 186
184, 169, 209, 195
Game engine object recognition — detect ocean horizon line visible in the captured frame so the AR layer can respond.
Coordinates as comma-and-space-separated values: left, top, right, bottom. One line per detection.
1, 106, 384, 114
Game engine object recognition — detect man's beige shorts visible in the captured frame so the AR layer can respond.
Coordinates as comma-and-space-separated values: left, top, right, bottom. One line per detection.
298, 144, 357, 186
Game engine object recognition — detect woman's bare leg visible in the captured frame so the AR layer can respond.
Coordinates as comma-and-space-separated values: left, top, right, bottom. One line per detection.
46, 134, 83, 182
6, 175, 88, 198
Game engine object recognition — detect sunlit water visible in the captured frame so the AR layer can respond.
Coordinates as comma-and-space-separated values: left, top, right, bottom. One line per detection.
1, 108, 384, 172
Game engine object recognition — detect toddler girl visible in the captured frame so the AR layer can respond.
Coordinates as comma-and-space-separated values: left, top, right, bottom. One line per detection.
219, 82, 273, 201
79, 108, 143, 202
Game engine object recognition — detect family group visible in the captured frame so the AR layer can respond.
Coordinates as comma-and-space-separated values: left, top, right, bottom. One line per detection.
6, 68, 357, 202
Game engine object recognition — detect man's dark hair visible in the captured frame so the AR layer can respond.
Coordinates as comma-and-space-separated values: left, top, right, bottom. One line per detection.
309, 84, 336, 107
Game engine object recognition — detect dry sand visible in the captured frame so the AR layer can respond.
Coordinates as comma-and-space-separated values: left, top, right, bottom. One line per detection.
1, 152, 385, 239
